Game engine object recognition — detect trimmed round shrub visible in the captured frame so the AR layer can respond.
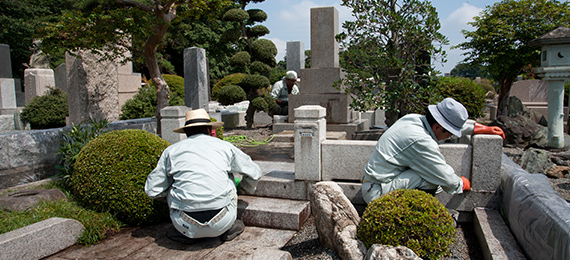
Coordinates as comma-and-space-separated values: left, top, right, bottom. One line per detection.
431, 76, 486, 119
247, 9, 267, 23
212, 73, 247, 100
230, 51, 251, 67
251, 39, 277, 67
247, 25, 270, 38
21, 86, 68, 129
223, 8, 249, 22
251, 94, 276, 112
71, 129, 170, 226
120, 74, 184, 120
217, 85, 247, 106
221, 27, 242, 43
250, 61, 272, 78
239, 74, 270, 94
357, 189, 456, 259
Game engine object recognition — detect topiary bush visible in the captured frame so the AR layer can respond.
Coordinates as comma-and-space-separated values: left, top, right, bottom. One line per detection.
212, 73, 247, 100
251, 94, 276, 112
239, 74, 270, 94
120, 74, 184, 120
21, 86, 68, 129
71, 129, 170, 226
217, 85, 247, 106
431, 76, 486, 119
357, 189, 456, 260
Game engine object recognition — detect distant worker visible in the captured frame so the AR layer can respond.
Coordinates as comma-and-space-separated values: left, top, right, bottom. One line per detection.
269, 70, 300, 117
361, 98, 505, 203
145, 108, 261, 243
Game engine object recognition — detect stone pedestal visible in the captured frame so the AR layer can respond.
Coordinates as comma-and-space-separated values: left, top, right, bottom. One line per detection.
294, 105, 326, 181
160, 106, 189, 144
184, 47, 209, 110
24, 68, 55, 105
0, 78, 17, 114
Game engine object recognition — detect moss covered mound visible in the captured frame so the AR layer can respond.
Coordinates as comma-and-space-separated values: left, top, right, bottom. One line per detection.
357, 189, 456, 259
71, 129, 170, 226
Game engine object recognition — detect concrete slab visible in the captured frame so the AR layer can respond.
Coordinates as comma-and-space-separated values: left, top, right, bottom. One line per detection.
0, 217, 84, 260
238, 196, 311, 231
473, 208, 527, 260
47, 223, 295, 260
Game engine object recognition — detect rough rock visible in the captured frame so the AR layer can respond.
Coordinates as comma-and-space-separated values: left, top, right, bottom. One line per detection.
0, 188, 66, 212
546, 165, 570, 179
493, 115, 546, 148
364, 244, 421, 260
310, 181, 367, 260
519, 148, 554, 174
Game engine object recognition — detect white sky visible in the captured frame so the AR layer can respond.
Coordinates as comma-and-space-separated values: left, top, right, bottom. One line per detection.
250, 0, 502, 74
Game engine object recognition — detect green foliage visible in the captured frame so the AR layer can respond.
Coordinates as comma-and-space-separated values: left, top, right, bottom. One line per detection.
337, 0, 448, 118
71, 129, 170, 226
358, 189, 456, 259
251, 39, 277, 67
120, 74, 184, 120
239, 74, 270, 95
269, 67, 286, 85
455, 0, 570, 116
431, 77, 486, 119
21, 86, 68, 129
450, 62, 490, 79
58, 118, 109, 187
230, 51, 251, 68
212, 73, 247, 100
247, 9, 267, 23
251, 94, 276, 112
247, 25, 270, 38
0, 0, 74, 79
222, 8, 249, 22
217, 85, 247, 105
250, 61, 272, 78
0, 192, 121, 245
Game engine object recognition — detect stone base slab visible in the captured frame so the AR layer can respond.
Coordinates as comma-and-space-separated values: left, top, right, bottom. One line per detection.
288, 94, 350, 123
299, 67, 345, 94
474, 208, 527, 260
237, 195, 311, 231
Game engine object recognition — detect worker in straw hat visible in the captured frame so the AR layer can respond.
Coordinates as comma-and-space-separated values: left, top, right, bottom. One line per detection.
145, 108, 261, 243
361, 98, 505, 203
269, 70, 300, 117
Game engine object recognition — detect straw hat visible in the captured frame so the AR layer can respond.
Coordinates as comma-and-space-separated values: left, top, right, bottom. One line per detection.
172, 108, 224, 133
428, 98, 468, 137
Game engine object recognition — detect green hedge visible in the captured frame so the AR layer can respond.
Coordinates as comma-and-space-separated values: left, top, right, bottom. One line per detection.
21, 87, 68, 129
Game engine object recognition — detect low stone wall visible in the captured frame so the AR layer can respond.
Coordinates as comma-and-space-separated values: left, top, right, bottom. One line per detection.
0, 118, 156, 190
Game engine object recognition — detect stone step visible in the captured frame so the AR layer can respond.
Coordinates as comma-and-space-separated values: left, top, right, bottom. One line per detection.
473, 208, 527, 260
237, 195, 311, 231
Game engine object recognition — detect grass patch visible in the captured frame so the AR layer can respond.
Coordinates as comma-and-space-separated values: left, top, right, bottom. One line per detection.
0, 180, 122, 245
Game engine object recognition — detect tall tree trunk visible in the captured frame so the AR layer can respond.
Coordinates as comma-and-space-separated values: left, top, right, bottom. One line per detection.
496, 77, 515, 118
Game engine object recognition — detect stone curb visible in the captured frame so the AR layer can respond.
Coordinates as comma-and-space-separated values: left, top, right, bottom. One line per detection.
0, 217, 84, 260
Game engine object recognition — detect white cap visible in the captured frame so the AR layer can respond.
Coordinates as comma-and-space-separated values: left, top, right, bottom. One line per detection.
428, 98, 468, 137
285, 70, 297, 79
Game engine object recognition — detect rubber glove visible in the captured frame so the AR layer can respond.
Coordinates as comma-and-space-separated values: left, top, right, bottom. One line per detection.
460, 176, 471, 191
473, 123, 505, 139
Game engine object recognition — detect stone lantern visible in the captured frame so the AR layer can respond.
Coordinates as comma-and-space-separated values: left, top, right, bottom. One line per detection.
529, 26, 570, 148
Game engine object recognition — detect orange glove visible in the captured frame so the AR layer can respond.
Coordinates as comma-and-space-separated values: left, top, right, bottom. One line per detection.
473, 123, 505, 139
460, 176, 471, 191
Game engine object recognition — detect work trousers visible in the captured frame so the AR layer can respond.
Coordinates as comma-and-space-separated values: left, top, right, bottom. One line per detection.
361, 169, 440, 203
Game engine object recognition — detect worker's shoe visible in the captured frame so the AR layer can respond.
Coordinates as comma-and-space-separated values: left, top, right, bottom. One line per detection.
447, 208, 459, 227
166, 225, 198, 244
221, 219, 245, 241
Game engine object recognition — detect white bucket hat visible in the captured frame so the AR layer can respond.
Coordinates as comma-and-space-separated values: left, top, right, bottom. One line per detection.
428, 98, 468, 137
173, 108, 224, 133
285, 70, 297, 79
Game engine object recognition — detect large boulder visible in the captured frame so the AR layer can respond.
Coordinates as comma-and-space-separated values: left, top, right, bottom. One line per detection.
310, 181, 366, 260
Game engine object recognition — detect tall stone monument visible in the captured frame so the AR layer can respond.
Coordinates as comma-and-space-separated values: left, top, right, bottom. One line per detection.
286, 7, 368, 138
286, 41, 305, 76
184, 47, 209, 110
66, 50, 120, 124
0, 44, 18, 114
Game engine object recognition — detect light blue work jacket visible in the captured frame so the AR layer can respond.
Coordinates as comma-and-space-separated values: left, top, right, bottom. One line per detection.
270, 79, 299, 102
145, 134, 261, 212
364, 114, 474, 195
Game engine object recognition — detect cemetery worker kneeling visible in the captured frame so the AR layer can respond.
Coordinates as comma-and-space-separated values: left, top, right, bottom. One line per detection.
361, 97, 505, 203
268, 70, 300, 116
145, 108, 261, 243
